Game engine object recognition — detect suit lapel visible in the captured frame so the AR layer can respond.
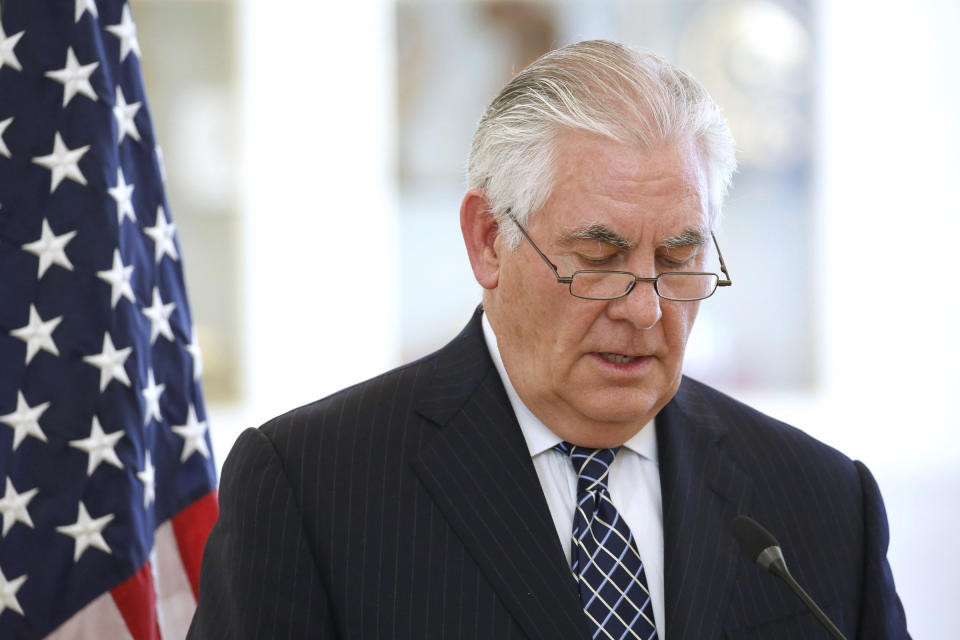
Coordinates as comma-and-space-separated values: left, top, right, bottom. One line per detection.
657, 379, 754, 639
411, 310, 592, 640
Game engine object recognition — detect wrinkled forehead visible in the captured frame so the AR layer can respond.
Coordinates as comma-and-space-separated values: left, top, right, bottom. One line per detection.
557, 126, 708, 177
542, 133, 712, 244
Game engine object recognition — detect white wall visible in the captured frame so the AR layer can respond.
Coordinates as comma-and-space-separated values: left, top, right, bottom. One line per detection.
210, 0, 399, 453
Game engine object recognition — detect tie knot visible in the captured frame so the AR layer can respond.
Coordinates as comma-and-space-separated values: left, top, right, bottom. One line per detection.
554, 442, 618, 495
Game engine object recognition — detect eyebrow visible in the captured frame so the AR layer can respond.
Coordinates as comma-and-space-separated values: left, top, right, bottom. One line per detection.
560, 224, 633, 250
660, 226, 710, 248
560, 223, 710, 250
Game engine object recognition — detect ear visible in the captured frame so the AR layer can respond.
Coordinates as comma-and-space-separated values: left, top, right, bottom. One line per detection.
460, 188, 501, 289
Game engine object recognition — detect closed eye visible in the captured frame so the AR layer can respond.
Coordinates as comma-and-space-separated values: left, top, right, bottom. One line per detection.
573, 250, 625, 268
580, 255, 616, 266
657, 253, 698, 271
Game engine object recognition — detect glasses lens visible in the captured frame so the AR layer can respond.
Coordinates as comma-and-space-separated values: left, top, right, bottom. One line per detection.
657, 273, 718, 301
570, 271, 636, 299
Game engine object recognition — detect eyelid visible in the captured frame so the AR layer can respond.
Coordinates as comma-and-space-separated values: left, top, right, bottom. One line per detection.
657, 250, 698, 267
657, 245, 700, 258
577, 247, 623, 259
576, 253, 617, 265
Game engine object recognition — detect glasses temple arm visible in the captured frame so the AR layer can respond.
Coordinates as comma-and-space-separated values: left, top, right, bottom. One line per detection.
712, 232, 733, 286
507, 212, 571, 283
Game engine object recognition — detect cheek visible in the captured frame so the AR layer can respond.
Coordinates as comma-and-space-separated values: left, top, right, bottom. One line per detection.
556, 300, 607, 348
498, 258, 566, 350
662, 301, 700, 352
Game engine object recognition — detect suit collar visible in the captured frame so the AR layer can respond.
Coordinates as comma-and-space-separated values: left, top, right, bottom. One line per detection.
412, 308, 593, 640
413, 306, 491, 426
657, 378, 754, 639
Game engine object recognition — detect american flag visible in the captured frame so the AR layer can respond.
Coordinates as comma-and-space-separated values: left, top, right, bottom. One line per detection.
0, 1, 218, 638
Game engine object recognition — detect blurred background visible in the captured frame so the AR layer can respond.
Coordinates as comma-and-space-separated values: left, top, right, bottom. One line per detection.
132, 0, 958, 636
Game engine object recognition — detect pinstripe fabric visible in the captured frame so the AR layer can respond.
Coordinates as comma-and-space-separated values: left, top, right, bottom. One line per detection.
189, 308, 909, 639
657, 380, 909, 639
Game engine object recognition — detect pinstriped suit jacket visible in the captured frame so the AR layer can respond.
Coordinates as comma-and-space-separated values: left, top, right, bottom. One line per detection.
189, 308, 909, 639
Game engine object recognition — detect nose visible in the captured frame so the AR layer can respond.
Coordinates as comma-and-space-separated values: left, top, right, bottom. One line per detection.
606, 279, 662, 330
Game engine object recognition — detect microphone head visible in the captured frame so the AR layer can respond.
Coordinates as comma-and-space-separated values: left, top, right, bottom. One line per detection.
731, 515, 780, 564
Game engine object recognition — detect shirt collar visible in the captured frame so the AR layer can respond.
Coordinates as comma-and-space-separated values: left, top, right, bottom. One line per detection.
481, 312, 657, 463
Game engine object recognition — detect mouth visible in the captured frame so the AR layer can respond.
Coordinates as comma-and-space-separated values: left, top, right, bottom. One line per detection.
598, 352, 641, 364
591, 351, 652, 368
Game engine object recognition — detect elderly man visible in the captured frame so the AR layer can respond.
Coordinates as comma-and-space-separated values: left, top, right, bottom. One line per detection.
190, 41, 909, 639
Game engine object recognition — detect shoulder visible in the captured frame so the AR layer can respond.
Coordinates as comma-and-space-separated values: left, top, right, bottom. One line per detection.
673, 378, 868, 561
676, 376, 859, 484
212, 349, 448, 522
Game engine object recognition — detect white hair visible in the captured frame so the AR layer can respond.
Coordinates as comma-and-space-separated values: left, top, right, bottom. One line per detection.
466, 40, 737, 247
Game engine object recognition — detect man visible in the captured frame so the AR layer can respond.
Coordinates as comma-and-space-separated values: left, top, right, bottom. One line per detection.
190, 41, 909, 639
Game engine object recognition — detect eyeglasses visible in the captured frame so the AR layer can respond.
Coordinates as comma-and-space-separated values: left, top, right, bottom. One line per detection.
507, 213, 733, 302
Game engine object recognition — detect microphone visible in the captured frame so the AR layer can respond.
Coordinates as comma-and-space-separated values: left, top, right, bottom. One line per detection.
730, 515, 848, 640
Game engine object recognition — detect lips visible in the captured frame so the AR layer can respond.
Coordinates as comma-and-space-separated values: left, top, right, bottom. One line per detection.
591, 350, 653, 368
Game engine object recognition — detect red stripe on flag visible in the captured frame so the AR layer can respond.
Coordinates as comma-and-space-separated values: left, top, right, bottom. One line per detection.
110, 561, 161, 640
171, 490, 219, 599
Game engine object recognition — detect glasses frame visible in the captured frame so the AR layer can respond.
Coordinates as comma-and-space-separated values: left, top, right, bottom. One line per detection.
507, 212, 733, 302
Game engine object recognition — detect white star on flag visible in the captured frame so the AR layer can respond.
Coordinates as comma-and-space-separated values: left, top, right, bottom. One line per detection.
0, 23, 25, 72
113, 86, 142, 143
141, 369, 166, 425
186, 325, 203, 381
0, 391, 49, 450
0, 477, 39, 536
107, 167, 136, 224
82, 332, 132, 391
143, 205, 179, 263
137, 451, 156, 508
105, 5, 141, 62
31, 131, 89, 193
96, 249, 136, 308
74, 0, 98, 23
9, 304, 62, 364
21, 218, 77, 278
69, 416, 125, 476
141, 287, 176, 344
0, 567, 27, 617
0, 117, 12, 158
172, 404, 210, 462
44, 47, 99, 107
56, 502, 115, 562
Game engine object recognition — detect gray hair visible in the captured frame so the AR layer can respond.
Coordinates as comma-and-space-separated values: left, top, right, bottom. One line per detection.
466, 40, 737, 247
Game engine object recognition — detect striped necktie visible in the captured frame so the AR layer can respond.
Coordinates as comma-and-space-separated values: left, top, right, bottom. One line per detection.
555, 442, 658, 640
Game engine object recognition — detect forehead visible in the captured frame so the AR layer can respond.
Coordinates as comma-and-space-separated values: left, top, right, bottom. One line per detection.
539, 132, 709, 242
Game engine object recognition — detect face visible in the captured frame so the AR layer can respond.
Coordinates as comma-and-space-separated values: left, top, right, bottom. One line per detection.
482, 133, 711, 447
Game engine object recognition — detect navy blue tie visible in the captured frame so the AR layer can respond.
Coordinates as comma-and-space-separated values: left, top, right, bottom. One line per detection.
555, 442, 658, 640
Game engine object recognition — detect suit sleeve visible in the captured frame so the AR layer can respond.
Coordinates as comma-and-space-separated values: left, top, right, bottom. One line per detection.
854, 460, 910, 639
188, 427, 337, 639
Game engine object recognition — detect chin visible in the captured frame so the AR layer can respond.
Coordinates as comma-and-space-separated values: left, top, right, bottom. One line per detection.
574, 390, 661, 425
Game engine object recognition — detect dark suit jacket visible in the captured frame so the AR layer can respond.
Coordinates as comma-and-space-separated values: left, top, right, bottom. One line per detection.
189, 308, 909, 639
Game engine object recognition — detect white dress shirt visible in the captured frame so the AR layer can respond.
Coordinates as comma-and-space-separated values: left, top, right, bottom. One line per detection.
481, 314, 666, 637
